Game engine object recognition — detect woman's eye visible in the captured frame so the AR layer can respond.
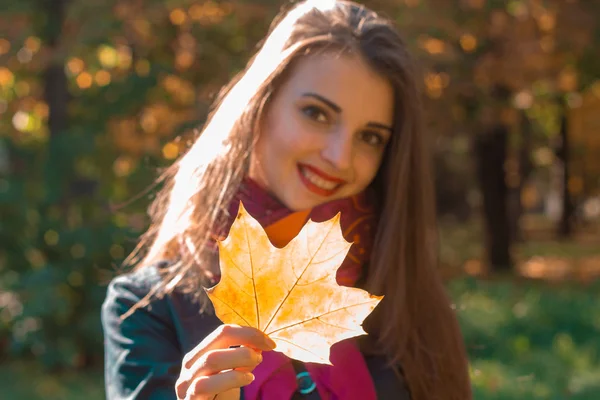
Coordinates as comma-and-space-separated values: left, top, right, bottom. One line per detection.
361, 131, 385, 147
301, 105, 328, 123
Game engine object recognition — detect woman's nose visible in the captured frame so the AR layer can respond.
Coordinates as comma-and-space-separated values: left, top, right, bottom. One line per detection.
321, 128, 353, 172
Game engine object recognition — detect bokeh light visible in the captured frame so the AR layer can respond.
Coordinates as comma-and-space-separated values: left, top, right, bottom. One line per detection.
76, 72, 93, 89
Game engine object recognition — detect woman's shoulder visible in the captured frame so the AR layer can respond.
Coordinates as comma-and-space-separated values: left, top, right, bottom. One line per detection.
102, 261, 174, 327
102, 261, 222, 352
102, 260, 202, 320
106, 261, 168, 294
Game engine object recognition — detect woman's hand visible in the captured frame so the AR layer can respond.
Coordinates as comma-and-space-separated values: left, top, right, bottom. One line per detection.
175, 324, 277, 400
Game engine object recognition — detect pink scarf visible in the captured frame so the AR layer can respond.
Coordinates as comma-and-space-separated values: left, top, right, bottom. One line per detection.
218, 178, 379, 400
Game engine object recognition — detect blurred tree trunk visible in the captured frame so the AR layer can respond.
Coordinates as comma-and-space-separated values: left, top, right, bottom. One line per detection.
42, 0, 69, 138
474, 115, 513, 272
40, 0, 73, 199
508, 112, 533, 243
557, 102, 574, 238
41, 0, 96, 200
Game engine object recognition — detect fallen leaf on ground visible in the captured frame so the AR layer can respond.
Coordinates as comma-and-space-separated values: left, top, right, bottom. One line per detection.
205, 202, 383, 364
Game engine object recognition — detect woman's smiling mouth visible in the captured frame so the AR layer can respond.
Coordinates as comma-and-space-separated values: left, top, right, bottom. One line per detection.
297, 163, 346, 197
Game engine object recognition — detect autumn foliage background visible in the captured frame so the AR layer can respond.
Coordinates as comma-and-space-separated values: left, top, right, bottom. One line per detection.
1, 0, 600, 398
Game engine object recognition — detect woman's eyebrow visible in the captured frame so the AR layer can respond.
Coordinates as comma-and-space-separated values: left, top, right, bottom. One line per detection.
301, 92, 393, 133
301, 92, 341, 113
367, 122, 393, 133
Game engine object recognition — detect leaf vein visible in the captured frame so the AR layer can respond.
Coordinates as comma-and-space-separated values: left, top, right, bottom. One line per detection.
266, 298, 377, 335
211, 293, 252, 326
242, 213, 260, 329
272, 337, 324, 361
262, 221, 339, 332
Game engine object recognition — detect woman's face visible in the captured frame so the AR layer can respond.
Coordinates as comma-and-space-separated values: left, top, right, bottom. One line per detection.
249, 52, 394, 211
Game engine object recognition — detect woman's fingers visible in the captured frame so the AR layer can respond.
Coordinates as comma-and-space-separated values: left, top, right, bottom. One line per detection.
176, 324, 275, 399
183, 325, 275, 369
186, 370, 255, 399
185, 347, 262, 381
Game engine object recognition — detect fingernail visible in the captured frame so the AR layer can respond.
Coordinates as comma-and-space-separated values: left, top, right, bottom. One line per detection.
265, 336, 277, 349
256, 351, 263, 363
246, 373, 255, 383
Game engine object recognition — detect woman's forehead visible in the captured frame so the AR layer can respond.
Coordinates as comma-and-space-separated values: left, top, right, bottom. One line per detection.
279, 53, 394, 122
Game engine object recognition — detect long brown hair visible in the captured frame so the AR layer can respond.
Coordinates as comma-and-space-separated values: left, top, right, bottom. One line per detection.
126, 1, 471, 398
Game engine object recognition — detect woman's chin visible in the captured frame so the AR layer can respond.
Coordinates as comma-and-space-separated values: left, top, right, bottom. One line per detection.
278, 179, 348, 210
282, 194, 336, 212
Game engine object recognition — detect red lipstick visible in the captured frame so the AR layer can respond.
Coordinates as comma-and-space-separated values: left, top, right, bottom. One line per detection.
297, 163, 346, 197
299, 163, 347, 183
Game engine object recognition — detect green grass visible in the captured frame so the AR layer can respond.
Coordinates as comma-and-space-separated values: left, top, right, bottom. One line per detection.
451, 278, 600, 399
0, 361, 104, 400
2, 277, 599, 399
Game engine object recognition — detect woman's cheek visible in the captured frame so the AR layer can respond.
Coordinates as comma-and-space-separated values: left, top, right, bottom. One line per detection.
285, 127, 322, 151
357, 152, 382, 183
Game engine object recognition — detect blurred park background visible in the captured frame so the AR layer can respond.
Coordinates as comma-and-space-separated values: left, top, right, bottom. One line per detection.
1, 0, 599, 398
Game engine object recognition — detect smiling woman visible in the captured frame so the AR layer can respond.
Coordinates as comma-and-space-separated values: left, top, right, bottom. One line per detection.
101, 1, 472, 400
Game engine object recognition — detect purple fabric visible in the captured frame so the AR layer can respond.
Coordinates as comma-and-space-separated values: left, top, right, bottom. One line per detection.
220, 178, 378, 400
244, 340, 378, 400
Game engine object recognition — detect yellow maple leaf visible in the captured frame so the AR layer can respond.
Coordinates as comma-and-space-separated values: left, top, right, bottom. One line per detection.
205, 202, 383, 365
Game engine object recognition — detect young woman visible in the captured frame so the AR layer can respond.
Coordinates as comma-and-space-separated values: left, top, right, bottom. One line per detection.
101, 1, 472, 399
